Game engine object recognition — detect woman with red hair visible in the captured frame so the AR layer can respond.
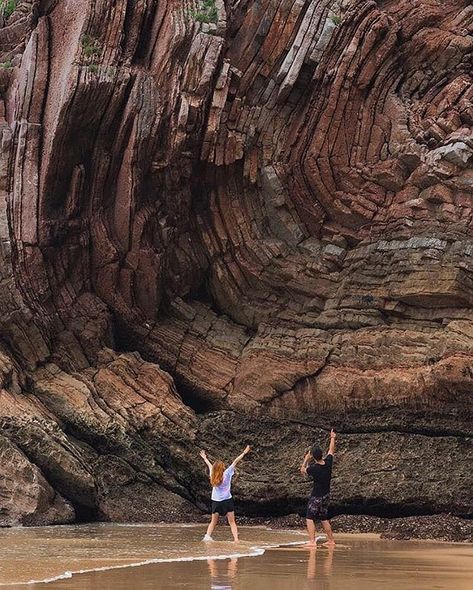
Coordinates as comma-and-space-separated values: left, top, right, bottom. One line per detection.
200, 445, 251, 542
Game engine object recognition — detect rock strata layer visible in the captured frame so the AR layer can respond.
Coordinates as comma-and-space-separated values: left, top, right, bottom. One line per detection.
0, 0, 472, 525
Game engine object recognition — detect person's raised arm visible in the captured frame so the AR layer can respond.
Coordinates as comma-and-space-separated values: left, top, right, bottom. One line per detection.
300, 450, 312, 475
199, 450, 213, 475
231, 445, 251, 468
327, 429, 336, 456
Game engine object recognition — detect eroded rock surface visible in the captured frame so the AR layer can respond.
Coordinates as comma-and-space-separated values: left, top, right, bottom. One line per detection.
0, 0, 472, 524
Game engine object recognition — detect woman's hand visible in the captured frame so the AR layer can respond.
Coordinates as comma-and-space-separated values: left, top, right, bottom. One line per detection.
243, 445, 251, 455
199, 449, 207, 460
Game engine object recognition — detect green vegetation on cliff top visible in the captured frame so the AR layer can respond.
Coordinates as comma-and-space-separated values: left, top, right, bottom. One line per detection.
190, 0, 218, 24
0, 0, 17, 19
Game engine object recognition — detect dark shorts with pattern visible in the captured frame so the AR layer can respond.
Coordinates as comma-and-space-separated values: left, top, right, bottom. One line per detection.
306, 494, 330, 521
212, 498, 235, 516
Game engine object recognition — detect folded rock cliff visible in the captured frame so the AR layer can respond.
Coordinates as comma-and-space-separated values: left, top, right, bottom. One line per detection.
0, 0, 472, 525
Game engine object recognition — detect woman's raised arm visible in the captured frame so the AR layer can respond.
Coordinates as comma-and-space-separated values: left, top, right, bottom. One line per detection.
231, 445, 251, 468
199, 449, 213, 475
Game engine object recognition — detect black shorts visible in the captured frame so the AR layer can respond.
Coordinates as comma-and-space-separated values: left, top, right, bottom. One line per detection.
306, 494, 330, 521
212, 498, 235, 516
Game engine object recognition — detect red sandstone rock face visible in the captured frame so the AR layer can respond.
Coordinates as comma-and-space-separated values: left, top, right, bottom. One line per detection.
0, 0, 472, 524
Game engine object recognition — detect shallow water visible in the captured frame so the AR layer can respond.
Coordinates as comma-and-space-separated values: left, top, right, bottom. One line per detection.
0, 524, 304, 586
0, 524, 471, 589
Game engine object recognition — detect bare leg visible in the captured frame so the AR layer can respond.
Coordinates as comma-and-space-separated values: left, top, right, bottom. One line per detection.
321, 520, 335, 545
226, 511, 239, 542
206, 513, 219, 538
306, 518, 317, 546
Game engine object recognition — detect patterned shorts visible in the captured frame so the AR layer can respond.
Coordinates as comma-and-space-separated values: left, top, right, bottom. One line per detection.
306, 494, 330, 521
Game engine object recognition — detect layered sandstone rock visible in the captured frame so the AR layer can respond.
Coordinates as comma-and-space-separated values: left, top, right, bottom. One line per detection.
0, 0, 471, 524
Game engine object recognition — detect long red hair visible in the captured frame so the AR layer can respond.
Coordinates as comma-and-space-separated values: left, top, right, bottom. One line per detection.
210, 461, 225, 487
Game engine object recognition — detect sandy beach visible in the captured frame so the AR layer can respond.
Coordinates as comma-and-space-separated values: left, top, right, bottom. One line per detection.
0, 524, 472, 590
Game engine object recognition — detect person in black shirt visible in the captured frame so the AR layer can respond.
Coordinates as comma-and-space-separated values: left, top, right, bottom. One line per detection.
300, 429, 336, 546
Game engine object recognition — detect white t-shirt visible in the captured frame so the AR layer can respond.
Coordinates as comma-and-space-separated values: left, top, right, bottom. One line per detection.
211, 465, 235, 501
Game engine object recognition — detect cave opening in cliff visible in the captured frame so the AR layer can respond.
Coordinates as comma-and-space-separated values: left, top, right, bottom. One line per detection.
71, 502, 99, 524
173, 377, 220, 415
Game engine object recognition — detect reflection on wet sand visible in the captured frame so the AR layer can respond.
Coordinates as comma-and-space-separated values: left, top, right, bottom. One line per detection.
306, 546, 334, 589
205, 545, 335, 589
208, 557, 238, 589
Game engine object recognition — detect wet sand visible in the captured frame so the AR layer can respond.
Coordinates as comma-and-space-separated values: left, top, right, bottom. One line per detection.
0, 524, 471, 589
